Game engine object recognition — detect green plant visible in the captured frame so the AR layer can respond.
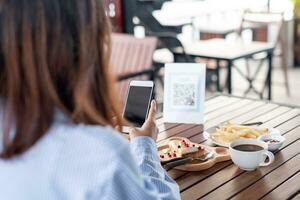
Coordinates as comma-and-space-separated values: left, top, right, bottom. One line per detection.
292, 0, 300, 4
292, 0, 300, 18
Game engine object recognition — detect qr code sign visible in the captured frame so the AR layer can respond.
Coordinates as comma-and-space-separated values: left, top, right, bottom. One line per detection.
172, 83, 195, 107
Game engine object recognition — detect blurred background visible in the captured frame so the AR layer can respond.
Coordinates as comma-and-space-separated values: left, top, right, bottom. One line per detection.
104, 0, 300, 110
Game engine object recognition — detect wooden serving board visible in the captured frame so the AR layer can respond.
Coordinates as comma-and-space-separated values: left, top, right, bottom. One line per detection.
157, 137, 231, 171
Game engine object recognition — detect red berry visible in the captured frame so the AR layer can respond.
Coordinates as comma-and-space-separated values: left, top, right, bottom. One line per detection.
192, 144, 195, 147
173, 153, 177, 157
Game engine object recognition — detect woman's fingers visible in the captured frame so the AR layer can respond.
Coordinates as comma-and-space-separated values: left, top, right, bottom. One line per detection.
129, 100, 158, 141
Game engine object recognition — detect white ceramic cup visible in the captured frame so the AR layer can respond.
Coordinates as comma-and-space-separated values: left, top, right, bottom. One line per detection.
229, 139, 275, 171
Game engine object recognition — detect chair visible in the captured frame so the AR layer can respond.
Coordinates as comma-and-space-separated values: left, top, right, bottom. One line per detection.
110, 33, 158, 101
136, 0, 186, 36
237, 11, 290, 96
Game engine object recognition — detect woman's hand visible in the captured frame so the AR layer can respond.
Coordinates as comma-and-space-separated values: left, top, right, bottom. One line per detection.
129, 100, 159, 141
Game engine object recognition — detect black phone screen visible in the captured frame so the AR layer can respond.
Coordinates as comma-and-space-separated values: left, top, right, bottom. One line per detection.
124, 86, 153, 127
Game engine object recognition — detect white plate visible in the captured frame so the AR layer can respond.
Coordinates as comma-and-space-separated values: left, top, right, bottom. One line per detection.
204, 127, 281, 148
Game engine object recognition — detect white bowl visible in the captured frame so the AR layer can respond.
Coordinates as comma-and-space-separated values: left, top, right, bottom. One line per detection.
258, 134, 285, 151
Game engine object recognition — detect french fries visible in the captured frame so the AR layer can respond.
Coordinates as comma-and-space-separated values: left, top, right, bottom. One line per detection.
210, 122, 268, 145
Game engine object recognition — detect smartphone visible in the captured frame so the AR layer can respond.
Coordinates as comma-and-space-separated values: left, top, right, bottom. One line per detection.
122, 80, 154, 132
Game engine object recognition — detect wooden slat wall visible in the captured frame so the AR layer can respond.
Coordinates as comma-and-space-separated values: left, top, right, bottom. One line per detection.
110, 33, 158, 101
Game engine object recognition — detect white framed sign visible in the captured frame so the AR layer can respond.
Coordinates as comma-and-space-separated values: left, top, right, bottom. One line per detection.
163, 63, 206, 124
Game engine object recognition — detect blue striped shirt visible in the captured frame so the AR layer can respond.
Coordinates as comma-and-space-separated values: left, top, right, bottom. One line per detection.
0, 112, 180, 199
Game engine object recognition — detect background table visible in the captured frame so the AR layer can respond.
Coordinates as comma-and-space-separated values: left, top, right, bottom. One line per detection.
175, 38, 275, 100
156, 95, 300, 200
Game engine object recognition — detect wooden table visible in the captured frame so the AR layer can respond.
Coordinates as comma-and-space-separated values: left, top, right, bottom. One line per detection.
175, 38, 275, 100
156, 95, 300, 200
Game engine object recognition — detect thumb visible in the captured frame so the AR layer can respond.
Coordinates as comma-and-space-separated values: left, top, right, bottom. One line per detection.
142, 100, 156, 129
147, 100, 156, 120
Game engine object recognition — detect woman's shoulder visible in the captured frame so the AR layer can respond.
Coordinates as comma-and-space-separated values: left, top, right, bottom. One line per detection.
47, 124, 131, 193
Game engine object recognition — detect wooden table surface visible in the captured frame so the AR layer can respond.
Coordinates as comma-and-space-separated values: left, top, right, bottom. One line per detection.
156, 95, 300, 200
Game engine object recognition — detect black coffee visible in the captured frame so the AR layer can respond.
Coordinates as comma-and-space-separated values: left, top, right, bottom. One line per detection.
233, 144, 264, 152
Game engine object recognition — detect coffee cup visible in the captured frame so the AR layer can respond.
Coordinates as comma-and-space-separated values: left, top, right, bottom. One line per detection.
229, 139, 274, 171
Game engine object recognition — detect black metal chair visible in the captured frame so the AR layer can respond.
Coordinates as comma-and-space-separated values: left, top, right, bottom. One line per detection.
235, 11, 288, 98
136, 0, 185, 35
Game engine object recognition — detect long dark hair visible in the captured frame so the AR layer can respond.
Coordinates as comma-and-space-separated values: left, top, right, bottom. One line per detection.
0, 0, 121, 158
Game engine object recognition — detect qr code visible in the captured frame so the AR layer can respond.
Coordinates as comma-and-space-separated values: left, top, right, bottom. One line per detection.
172, 83, 195, 106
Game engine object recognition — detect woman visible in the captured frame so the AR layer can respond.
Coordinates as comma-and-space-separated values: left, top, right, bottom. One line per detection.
0, 0, 180, 199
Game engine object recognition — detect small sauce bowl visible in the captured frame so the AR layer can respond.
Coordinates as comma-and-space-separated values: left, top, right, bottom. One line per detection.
258, 134, 286, 151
